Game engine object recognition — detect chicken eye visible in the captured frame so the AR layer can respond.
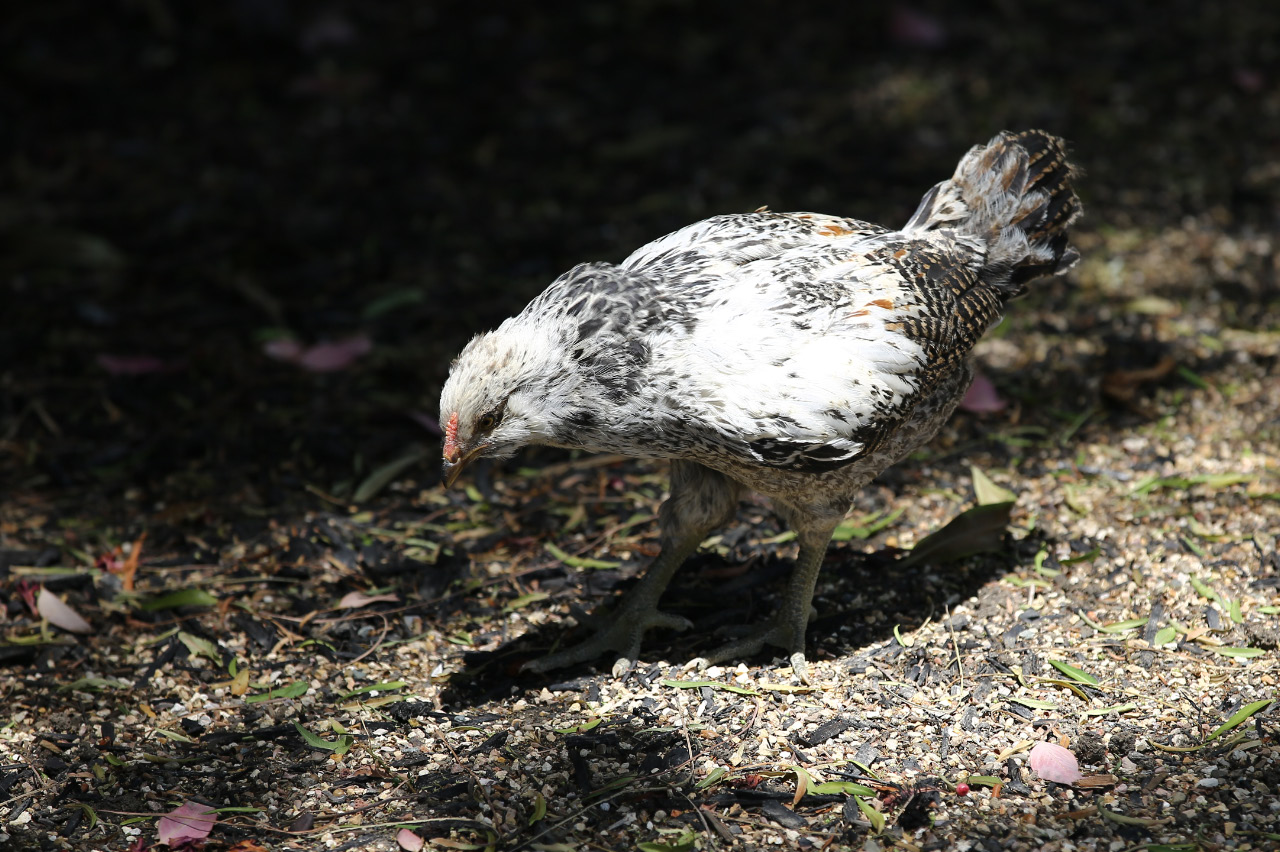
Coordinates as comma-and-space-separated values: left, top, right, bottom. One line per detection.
477, 412, 499, 431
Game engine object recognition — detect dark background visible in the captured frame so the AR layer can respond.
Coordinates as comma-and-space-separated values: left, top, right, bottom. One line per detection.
3, 0, 1276, 514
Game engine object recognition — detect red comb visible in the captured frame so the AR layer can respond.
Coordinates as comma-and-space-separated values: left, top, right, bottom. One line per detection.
443, 412, 460, 462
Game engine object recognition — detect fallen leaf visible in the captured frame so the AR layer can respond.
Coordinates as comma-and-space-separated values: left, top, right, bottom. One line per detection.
1074, 774, 1118, 788
971, 465, 1016, 505
1029, 741, 1082, 784
898, 501, 1013, 567
353, 447, 430, 503
157, 801, 217, 845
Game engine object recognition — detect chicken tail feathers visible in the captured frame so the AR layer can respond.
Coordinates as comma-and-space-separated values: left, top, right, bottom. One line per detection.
903, 129, 1082, 298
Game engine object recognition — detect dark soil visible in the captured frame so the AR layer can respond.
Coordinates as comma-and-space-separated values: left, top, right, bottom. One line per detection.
2, 3, 1279, 851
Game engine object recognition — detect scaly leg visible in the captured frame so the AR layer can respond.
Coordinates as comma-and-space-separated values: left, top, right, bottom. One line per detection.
690, 513, 841, 684
523, 461, 741, 676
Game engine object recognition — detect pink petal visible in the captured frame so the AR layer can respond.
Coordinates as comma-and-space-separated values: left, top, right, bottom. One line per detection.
1029, 741, 1082, 784
296, 336, 373, 372
263, 335, 372, 371
37, 588, 93, 634
397, 828, 425, 851
263, 338, 305, 362
337, 591, 400, 609
889, 6, 947, 48
301, 11, 358, 52
959, 372, 1007, 413
97, 354, 169, 375
157, 801, 217, 845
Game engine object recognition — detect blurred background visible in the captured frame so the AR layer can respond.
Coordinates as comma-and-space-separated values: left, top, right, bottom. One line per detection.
2, 0, 1276, 520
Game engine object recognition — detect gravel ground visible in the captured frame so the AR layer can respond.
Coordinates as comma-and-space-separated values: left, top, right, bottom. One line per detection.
2, 2, 1278, 851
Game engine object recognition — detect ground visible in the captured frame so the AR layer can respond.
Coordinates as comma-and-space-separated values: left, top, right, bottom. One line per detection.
2, 2, 1279, 851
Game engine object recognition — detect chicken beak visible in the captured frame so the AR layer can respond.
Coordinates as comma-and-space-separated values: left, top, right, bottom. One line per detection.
442, 457, 464, 488
441, 444, 487, 487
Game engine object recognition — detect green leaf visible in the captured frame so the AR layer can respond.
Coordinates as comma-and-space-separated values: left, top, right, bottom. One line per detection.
57, 677, 132, 692
353, 448, 430, 503
1229, 599, 1243, 624
1152, 626, 1177, 645
291, 721, 353, 754
1259, 605, 1280, 615
551, 717, 602, 734
528, 792, 547, 824
503, 592, 549, 612
584, 774, 637, 802
245, 681, 309, 703
971, 465, 1016, 505
893, 624, 913, 648
1206, 699, 1274, 741
73, 803, 99, 830
362, 288, 425, 320
1077, 611, 1148, 634
831, 507, 904, 541
1210, 646, 1266, 659
1060, 547, 1101, 565
178, 631, 222, 665
1176, 365, 1211, 390
1004, 575, 1050, 588
696, 767, 727, 790
339, 681, 407, 701
1009, 697, 1057, 710
898, 501, 1014, 567
151, 728, 194, 743
1048, 660, 1099, 686
1132, 473, 1253, 496
637, 831, 697, 852
854, 794, 885, 833
1081, 703, 1138, 716
811, 781, 876, 796
1181, 537, 1207, 558
545, 542, 619, 570
660, 678, 760, 696
1098, 804, 1170, 827
963, 775, 1003, 787
139, 589, 217, 611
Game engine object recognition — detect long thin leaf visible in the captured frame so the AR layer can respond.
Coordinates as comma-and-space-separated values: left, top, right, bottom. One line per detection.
898, 501, 1013, 567
1048, 660, 1099, 686
545, 542, 619, 570
1206, 699, 1274, 741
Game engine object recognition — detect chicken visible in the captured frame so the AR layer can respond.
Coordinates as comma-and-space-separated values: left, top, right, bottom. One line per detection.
439, 130, 1081, 681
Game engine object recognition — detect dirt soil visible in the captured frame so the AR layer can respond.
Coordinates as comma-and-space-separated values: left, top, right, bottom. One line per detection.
2, 2, 1279, 851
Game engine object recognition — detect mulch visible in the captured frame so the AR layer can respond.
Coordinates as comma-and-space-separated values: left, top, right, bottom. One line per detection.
3, 2, 1279, 851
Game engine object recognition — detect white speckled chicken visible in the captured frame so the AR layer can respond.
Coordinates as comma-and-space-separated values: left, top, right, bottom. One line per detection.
439, 130, 1081, 681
